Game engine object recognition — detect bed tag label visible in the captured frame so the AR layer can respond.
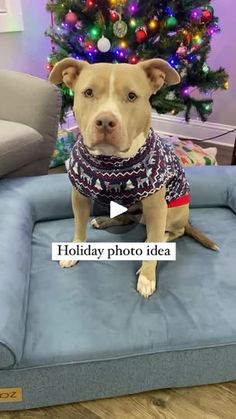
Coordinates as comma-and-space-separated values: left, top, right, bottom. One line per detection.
0, 387, 22, 403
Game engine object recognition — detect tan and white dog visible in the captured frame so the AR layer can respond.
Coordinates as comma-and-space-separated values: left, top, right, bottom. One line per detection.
49, 58, 218, 298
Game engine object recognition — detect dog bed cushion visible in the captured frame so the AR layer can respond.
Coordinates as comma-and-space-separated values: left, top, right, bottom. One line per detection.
0, 166, 235, 410
162, 135, 217, 166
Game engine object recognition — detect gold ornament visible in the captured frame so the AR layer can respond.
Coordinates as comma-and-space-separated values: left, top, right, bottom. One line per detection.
113, 19, 128, 38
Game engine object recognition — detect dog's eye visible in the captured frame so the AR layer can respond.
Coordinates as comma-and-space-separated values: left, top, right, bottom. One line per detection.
84, 88, 94, 98
128, 92, 137, 102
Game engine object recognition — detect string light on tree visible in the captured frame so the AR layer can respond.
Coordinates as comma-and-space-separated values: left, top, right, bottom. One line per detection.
129, 18, 137, 28
148, 18, 158, 30
190, 9, 202, 20
129, 54, 139, 64
128, 1, 138, 15
86, 0, 95, 8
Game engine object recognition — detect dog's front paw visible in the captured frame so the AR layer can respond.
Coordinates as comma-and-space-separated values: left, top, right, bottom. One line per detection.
91, 217, 115, 229
137, 274, 156, 298
59, 260, 78, 268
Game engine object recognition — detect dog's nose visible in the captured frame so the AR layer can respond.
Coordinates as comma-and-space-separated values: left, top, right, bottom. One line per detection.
95, 113, 118, 132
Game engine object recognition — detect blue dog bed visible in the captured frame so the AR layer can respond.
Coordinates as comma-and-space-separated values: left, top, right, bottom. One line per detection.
0, 166, 236, 410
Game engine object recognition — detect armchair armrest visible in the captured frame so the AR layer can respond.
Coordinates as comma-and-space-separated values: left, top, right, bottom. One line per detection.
0, 70, 61, 157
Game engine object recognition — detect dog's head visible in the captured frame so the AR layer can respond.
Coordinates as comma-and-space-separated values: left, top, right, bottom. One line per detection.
49, 58, 180, 157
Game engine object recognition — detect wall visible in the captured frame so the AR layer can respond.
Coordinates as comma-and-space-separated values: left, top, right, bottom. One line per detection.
0, 0, 235, 126
0, 0, 50, 79
207, 0, 236, 126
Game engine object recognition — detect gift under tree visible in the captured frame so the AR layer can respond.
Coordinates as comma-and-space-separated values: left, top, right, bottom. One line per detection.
46, 0, 228, 122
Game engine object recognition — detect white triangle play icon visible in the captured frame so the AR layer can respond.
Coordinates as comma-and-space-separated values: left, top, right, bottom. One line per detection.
110, 201, 128, 219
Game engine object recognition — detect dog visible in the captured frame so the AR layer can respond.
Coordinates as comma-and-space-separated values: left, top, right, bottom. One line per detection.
49, 58, 218, 298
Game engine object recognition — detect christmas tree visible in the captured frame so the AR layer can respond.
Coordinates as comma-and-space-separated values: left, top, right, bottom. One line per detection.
45, 0, 228, 123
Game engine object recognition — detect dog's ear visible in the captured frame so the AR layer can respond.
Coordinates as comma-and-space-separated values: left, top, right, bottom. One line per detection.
49, 58, 89, 90
140, 58, 180, 94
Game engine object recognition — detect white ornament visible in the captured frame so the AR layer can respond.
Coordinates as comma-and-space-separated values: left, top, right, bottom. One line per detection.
97, 36, 111, 53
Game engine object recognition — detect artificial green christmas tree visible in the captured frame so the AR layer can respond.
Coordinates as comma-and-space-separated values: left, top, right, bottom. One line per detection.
46, 0, 228, 122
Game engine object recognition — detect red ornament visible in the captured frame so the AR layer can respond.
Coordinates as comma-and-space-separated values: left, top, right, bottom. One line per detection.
135, 26, 148, 43
202, 9, 212, 23
129, 55, 139, 64
65, 11, 78, 26
110, 10, 119, 22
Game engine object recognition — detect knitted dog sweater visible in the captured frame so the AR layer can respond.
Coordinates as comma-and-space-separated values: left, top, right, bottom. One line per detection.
68, 128, 190, 208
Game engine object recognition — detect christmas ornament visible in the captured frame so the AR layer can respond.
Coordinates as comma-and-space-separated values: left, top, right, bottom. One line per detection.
65, 10, 78, 26
135, 26, 148, 43
113, 19, 128, 38
110, 10, 119, 22
97, 36, 111, 52
202, 9, 212, 23
176, 45, 187, 56
166, 16, 177, 29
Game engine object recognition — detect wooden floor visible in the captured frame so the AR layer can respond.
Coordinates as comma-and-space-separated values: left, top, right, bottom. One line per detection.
2, 141, 234, 419
1, 382, 236, 418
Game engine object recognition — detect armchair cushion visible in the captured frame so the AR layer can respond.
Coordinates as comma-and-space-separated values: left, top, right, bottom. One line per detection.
0, 120, 43, 177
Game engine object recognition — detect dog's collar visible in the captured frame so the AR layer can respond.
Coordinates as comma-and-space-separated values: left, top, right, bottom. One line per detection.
76, 128, 158, 170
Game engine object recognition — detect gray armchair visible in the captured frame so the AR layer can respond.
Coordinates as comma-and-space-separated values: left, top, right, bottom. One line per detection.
0, 70, 61, 178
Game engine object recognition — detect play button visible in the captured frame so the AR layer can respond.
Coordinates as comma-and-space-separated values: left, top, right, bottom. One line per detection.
110, 201, 128, 219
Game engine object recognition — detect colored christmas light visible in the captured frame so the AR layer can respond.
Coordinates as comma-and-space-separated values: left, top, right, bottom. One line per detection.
168, 56, 178, 67
224, 81, 229, 89
130, 18, 137, 28
128, 1, 138, 15
182, 86, 190, 96
86, 0, 95, 8
190, 9, 202, 20
148, 19, 158, 30
164, 7, 174, 16
120, 40, 127, 48
129, 54, 138, 64
90, 27, 99, 39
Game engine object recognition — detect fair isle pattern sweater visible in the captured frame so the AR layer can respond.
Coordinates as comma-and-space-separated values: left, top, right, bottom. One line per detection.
68, 128, 190, 208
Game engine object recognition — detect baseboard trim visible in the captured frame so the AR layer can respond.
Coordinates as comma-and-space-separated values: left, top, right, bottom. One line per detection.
152, 114, 235, 147
64, 112, 235, 147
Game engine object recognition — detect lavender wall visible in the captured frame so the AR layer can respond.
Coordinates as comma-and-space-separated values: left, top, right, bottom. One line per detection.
0, 0, 235, 126
0, 0, 50, 78
207, 0, 235, 126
